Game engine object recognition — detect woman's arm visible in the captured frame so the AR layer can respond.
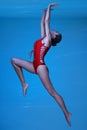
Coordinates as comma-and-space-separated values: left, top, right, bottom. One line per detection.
41, 9, 47, 38
45, 3, 58, 37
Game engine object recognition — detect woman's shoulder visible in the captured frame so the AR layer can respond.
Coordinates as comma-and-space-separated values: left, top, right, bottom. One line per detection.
42, 36, 51, 47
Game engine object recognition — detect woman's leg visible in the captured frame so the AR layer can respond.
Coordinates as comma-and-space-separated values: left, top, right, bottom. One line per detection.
11, 57, 35, 96
37, 65, 71, 126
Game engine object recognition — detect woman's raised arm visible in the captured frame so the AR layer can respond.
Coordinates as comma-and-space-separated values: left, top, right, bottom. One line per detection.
45, 3, 58, 37
40, 9, 47, 38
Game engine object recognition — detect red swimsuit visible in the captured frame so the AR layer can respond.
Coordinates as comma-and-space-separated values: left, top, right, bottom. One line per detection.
33, 38, 50, 73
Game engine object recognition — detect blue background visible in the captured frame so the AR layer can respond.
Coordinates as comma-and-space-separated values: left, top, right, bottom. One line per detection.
0, 0, 87, 130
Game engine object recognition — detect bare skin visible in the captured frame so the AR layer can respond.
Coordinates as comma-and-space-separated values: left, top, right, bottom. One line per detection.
11, 3, 71, 126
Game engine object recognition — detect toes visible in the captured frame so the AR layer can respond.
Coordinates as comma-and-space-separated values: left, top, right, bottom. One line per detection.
22, 84, 28, 96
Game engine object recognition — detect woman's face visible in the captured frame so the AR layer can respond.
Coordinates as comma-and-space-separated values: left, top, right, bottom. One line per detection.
51, 30, 59, 39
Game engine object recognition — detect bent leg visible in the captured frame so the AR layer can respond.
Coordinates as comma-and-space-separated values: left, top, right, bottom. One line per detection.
37, 65, 71, 126
11, 57, 35, 96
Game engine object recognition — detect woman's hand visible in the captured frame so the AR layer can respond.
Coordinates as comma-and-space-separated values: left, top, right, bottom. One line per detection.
29, 50, 34, 59
48, 2, 58, 8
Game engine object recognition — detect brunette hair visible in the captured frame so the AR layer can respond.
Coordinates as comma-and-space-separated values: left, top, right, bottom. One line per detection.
51, 33, 62, 46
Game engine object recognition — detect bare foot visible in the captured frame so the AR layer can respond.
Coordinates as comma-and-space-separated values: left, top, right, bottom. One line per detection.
22, 83, 28, 96
65, 112, 72, 126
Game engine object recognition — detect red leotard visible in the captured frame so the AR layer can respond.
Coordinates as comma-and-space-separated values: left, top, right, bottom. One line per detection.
33, 38, 50, 73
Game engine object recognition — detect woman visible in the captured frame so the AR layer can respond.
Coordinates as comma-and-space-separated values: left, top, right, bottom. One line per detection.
11, 3, 71, 126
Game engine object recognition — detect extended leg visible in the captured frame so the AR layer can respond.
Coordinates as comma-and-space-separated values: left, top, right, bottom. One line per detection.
11, 57, 35, 96
37, 65, 71, 126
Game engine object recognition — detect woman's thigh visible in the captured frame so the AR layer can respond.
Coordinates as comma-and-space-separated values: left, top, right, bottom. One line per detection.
11, 57, 35, 73
37, 65, 54, 91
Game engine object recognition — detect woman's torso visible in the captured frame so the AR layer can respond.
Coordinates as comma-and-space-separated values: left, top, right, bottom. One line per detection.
33, 38, 50, 64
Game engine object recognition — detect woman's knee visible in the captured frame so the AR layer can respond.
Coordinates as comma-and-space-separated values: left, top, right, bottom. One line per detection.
48, 88, 56, 97
11, 57, 17, 64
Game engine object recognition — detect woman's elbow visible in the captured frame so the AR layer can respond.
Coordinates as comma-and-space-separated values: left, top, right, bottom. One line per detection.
45, 19, 50, 24
41, 20, 45, 26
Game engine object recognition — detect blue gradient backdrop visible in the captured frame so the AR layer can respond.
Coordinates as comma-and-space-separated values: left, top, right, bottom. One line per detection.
0, 0, 87, 130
